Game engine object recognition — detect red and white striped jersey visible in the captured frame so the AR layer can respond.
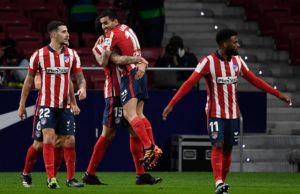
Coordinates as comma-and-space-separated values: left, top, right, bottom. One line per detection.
102, 24, 141, 76
28, 45, 82, 108
95, 41, 121, 98
169, 52, 280, 119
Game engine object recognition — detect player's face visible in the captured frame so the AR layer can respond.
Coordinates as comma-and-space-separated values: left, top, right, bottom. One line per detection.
54, 25, 70, 46
100, 16, 118, 33
225, 36, 240, 56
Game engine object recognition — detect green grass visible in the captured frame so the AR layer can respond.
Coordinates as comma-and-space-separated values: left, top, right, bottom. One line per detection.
0, 172, 300, 194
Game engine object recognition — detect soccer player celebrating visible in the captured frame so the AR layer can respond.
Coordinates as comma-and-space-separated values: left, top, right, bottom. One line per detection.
95, 8, 163, 169
82, 20, 161, 184
162, 29, 291, 194
18, 20, 87, 189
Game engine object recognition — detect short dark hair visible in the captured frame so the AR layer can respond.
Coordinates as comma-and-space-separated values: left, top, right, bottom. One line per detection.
169, 35, 184, 49
47, 20, 65, 33
216, 28, 238, 46
94, 16, 104, 34
99, 8, 119, 21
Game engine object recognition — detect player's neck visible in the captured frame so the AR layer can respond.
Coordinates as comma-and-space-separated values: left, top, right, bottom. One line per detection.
217, 49, 228, 61
49, 41, 64, 53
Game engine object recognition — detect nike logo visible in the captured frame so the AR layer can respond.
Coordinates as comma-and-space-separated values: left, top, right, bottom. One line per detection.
0, 105, 35, 131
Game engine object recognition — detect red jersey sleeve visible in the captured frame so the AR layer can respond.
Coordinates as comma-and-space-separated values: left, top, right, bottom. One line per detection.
102, 31, 119, 52
239, 57, 281, 97
168, 57, 210, 107
28, 50, 39, 74
71, 50, 82, 74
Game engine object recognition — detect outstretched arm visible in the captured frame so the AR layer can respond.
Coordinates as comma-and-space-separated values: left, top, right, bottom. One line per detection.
242, 65, 291, 105
162, 71, 201, 120
18, 72, 35, 120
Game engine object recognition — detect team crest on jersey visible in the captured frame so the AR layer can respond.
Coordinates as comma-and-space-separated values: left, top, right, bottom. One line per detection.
115, 117, 121, 124
212, 131, 218, 139
104, 38, 112, 47
40, 118, 47, 125
64, 56, 69, 63
233, 63, 239, 72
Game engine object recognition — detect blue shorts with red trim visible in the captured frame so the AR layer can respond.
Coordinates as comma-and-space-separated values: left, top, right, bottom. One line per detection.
120, 68, 149, 105
207, 118, 240, 146
102, 96, 129, 129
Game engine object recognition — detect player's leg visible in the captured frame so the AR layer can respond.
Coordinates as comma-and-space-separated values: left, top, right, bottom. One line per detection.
136, 101, 155, 144
83, 97, 118, 185
54, 135, 64, 177
208, 118, 229, 194
21, 140, 43, 187
83, 125, 115, 185
57, 108, 84, 188
121, 69, 153, 150
21, 113, 43, 187
128, 127, 162, 185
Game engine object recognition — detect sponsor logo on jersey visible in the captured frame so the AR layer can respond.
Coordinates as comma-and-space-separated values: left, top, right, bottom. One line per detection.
217, 76, 238, 85
46, 67, 69, 74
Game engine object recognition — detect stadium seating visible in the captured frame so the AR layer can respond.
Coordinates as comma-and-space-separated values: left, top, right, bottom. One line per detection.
258, 5, 291, 36
82, 32, 98, 48
10, 32, 43, 52
141, 48, 163, 67
3, 19, 32, 35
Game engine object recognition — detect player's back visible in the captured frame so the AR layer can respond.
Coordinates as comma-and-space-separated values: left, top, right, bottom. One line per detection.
105, 24, 141, 73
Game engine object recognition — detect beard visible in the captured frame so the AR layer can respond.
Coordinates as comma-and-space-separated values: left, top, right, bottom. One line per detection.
226, 48, 238, 58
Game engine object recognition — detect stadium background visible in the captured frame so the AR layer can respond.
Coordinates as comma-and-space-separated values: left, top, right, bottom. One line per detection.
0, 0, 299, 176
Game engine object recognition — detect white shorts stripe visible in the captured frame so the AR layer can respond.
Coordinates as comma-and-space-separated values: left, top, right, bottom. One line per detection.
220, 61, 229, 119
208, 55, 221, 117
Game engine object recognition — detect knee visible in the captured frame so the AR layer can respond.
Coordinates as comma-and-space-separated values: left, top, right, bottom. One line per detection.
43, 129, 55, 144
32, 141, 43, 152
54, 136, 65, 148
102, 127, 116, 141
64, 135, 75, 148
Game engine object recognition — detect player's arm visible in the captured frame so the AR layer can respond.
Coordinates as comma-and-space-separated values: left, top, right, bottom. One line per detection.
18, 72, 35, 120
34, 72, 41, 89
162, 58, 209, 120
75, 72, 87, 101
69, 81, 80, 115
240, 58, 291, 105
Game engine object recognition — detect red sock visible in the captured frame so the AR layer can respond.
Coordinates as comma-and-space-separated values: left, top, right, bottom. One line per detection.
211, 147, 223, 182
130, 136, 145, 175
222, 151, 232, 181
23, 145, 39, 174
64, 147, 76, 180
141, 117, 155, 144
86, 136, 110, 176
43, 143, 55, 179
54, 147, 64, 177
130, 117, 152, 148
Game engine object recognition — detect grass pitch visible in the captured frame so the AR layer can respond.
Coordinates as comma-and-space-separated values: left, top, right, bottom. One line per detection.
0, 172, 299, 194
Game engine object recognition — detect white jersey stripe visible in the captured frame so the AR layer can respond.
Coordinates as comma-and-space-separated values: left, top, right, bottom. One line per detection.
59, 54, 65, 108
49, 51, 55, 108
208, 55, 221, 117
39, 48, 46, 106
195, 58, 208, 73
228, 60, 237, 118
29, 51, 38, 69
220, 61, 229, 119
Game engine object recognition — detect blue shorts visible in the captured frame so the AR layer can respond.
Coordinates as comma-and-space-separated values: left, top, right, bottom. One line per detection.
38, 106, 76, 136
102, 96, 129, 129
120, 68, 149, 105
207, 118, 240, 146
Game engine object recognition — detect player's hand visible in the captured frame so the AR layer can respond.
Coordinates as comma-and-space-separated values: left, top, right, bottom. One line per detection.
77, 88, 87, 101
18, 105, 27, 121
162, 105, 173, 120
135, 63, 147, 80
71, 104, 81, 115
278, 93, 292, 106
